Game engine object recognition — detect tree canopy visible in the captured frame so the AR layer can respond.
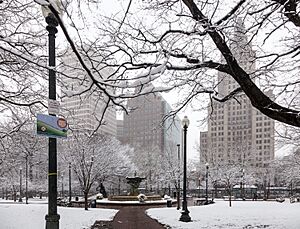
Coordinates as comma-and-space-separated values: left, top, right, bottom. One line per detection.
1, 0, 300, 130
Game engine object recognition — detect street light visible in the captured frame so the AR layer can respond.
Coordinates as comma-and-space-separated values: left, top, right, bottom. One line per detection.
198, 177, 201, 198
61, 174, 64, 198
68, 163, 72, 203
40, 2, 60, 228
19, 168, 22, 202
179, 116, 191, 222
205, 162, 209, 204
241, 168, 245, 200
177, 144, 180, 210
25, 156, 28, 204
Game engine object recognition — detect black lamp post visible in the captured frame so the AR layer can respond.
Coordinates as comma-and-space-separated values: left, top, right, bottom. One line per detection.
179, 116, 191, 222
177, 144, 180, 210
25, 156, 28, 204
118, 177, 121, 195
68, 163, 72, 203
241, 168, 245, 200
198, 177, 201, 198
18, 168, 22, 202
41, 3, 60, 228
61, 174, 64, 198
205, 163, 209, 204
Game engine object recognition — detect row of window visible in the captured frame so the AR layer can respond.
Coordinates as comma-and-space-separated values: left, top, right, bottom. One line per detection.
256, 139, 271, 144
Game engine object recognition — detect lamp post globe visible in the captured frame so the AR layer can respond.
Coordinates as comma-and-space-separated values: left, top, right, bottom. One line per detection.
181, 116, 190, 128
179, 115, 191, 222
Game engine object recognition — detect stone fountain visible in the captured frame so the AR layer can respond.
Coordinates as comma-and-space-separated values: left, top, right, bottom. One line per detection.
126, 171, 146, 196
106, 171, 164, 204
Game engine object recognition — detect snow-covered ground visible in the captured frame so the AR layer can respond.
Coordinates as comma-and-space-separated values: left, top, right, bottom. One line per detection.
147, 199, 300, 229
0, 200, 118, 229
1, 198, 300, 228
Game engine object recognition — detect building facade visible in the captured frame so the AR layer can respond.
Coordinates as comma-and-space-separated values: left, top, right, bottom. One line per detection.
121, 92, 181, 154
60, 51, 117, 136
200, 19, 275, 169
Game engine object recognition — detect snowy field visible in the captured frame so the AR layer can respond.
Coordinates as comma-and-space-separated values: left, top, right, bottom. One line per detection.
147, 200, 300, 229
1, 199, 300, 229
0, 201, 118, 229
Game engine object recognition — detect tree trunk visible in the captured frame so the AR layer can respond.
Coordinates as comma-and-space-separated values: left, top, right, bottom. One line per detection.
214, 184, 218, 199
228, 188, 232, 207
182, 0, 300, 127
84, 191, 88, 210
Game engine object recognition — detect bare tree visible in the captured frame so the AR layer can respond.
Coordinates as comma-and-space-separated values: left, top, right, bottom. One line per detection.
128, 145, 163, 193
276, 148, 300, 196
62, 132, 131, 210
2, 0, 300, 138
66, 0, 299, 127
210, 162, 244, 207
0, 116, 48, 201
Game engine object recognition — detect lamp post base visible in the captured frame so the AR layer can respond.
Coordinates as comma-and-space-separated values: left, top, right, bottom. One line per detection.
179, 210, 191, 222
45, 214, 60, 229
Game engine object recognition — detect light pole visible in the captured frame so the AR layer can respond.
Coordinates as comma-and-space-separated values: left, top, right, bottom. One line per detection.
41, 3, 60, 228
61, 174, 64, 198
118, 177, 121, 195
205, 163, 209, 204
241, 168, 245, 200
179, 116, 191, 222
177, 144, 180, 210
19, 168, 22, 202
25, 156, 28, 204
68, 163, 71, 203
198, 177, 201, 198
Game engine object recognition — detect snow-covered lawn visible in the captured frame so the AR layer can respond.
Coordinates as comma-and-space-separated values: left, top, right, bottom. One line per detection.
0, 203, 118, 229
2, 199, 300, 228
147, 200, 300, 229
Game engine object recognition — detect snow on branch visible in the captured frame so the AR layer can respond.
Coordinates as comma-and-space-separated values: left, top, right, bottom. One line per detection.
34, 0, 50, 6
129, 61, 167, 88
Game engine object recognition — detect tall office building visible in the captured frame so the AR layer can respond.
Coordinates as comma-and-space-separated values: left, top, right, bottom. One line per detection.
60, 50, 117, 136
200, 19, 275, 168
116, 119, 124, 142
121, 91, 181, 154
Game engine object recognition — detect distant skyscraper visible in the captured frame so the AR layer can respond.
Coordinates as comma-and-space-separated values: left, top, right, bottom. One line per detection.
116, 119, 124, 142
60, 50, 117, 136
200, 19, 275, 168
121, 92, 181, 154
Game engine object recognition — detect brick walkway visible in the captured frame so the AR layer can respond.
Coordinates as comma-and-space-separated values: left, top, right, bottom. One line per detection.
91, 205, 167, 229
112, 206, 166, 229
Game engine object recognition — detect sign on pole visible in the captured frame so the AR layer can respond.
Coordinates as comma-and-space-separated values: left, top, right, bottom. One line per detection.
37, 114, 68, 138
48, 99, 60, 115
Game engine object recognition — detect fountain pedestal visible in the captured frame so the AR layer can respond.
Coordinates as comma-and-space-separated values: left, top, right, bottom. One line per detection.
126, 175, 145, 196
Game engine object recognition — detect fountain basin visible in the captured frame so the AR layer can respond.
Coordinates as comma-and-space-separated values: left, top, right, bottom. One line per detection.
108, 195, 162, 202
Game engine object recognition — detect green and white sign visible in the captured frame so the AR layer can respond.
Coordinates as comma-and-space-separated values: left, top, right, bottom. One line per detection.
37, 114, 68, 138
